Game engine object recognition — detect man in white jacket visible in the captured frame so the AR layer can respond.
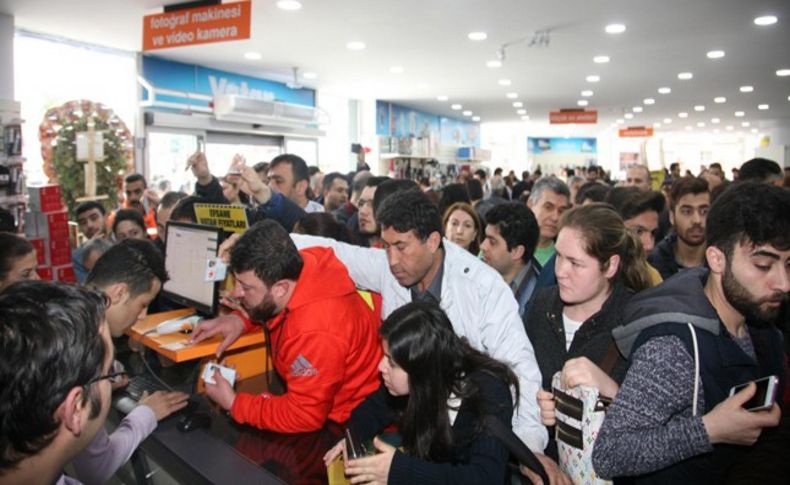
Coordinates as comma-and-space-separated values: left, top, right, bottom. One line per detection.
289, 188, 549, 456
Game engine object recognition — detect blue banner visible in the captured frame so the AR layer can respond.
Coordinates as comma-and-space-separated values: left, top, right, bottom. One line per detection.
528, 137, 597, 154
376, 101, 479, 147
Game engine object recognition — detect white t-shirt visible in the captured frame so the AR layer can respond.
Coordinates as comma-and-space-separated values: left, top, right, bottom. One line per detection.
562, 313, 584, 351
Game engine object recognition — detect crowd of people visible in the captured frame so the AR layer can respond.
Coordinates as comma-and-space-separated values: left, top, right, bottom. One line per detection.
0, 152, 788, 485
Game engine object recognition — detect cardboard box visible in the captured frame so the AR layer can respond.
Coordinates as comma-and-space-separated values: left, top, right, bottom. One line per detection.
37, 266, 53, 281
24, 209, 69, 240
28, 185, 64, 213
53, 265, 76, 283
28, 238, 48, 266
48, 237, 72, 266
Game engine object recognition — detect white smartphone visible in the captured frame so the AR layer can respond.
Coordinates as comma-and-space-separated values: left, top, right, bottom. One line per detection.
729, 375, 779, 411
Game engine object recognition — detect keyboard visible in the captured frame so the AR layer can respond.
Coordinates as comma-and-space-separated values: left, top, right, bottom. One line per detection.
114, 374, 172, 414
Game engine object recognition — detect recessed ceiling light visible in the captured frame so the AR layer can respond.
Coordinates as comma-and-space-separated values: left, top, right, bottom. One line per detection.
777, 69, 790, 76
678, 112, 689, 118
694, 105, 705, 111
643, 98, 655, 105
463, 110, 473, 116
741, 121, 750, 127
739, 85, 754, 92
513, 101, 523, 108
653, 122, 662, 128
758, 104, 769, 110
658, 87, 671, 94
437, 95, 449, 101
697, 122, 706, 127
633, 106, 643, 112
678, 72, 693, 80
711, 118, 720, 124
586, 75, 600, 83
498, 79, 512, 86
521, 115, 530, 121
451, 104, 462, 110
605, 23, 626, 34
472, 116, 481, 122
624, 113, 634, 119
751, 128, 759, 134
468, 32, 488, 41
593, 55, 610, 63
706, 50, 725, 59
302, 71, 318, 79
486, 60, 502, 68
517, 109, 527, 115
714, 96, 726, 103
243, 51, 262, 60
389, 66, 404, 74
506, 92, 519, 99
726, 125, 734, 130
685, 126, 693, 131
276, 0, 302, 11
734, 111, 745, 117
346, 41, 366, 50
581, 90, 594, 97
616, 119, 624, 124
578, 100, 589, 107
664, 118, 672, 124
754, 15, 778, 26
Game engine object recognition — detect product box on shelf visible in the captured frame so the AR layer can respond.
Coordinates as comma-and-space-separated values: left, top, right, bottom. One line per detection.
48, 237, 72, 267
28, 185, 64, 213
53, 265, 76, 283
28, 238, 48, 266
24, 209, 69, 240
37, 266, 53, 281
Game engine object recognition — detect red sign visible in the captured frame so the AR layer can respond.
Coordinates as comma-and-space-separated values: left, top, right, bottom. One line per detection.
619, 127, 654, 137
143, 1, 251, 51
550, 110, 598, 124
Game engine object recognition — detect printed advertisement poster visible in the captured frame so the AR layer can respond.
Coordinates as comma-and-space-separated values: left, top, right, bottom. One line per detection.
440, 117, 480, 147
528, 137, 597, 155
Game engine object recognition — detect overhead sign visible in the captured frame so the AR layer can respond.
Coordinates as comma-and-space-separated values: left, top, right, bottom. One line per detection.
619, 126, 654, 137
143, 1, 251, 51
194, 203, 249, 233
550, 110, 598, 124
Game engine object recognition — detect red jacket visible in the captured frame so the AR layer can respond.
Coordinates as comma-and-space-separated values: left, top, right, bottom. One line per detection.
231, 247, 382, 433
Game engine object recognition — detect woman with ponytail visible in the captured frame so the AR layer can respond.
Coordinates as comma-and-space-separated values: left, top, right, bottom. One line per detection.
523, 203, 650, 458
323, 301, 519, 484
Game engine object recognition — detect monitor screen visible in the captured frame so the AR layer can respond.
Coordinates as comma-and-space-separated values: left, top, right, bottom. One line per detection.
162, 221, 222, 316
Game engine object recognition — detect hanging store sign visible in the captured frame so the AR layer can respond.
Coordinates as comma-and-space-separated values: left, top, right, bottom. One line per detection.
143, 1, 251, 51
549, 110, 598, 124
619, 126, 654, 137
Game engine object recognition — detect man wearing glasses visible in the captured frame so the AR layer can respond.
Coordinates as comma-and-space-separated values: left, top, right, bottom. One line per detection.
0, 281, 114, 485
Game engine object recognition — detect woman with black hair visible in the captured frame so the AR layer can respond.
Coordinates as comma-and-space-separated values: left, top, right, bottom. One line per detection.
323, 301, 518, 484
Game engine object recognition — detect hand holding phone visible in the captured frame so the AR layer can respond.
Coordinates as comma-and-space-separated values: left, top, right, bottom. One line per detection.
729, 375, 779, 412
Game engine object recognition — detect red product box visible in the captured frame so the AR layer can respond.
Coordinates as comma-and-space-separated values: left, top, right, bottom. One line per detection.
37, 266, 53, 281
28, 185, 64, 213
54, 265, 76, 283
28, 238, 49, 266
48, 238, 72, 266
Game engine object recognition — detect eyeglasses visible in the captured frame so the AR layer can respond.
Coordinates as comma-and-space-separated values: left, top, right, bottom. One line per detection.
86, 371, 127, 386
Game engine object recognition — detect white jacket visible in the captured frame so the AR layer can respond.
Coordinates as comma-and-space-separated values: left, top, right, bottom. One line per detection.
291, 234, 548, 452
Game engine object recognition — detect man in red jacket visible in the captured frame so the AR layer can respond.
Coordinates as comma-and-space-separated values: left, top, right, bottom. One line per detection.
192, 220, 382, 433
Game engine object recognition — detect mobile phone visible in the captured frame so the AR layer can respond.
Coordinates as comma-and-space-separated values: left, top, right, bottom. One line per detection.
344, 428, 367, 459
729, 375, 779, 411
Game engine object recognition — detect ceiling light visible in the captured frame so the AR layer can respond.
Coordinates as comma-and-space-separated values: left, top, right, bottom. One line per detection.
658, 87, 671, 94
463, 110, 473, 116
758, 104, 769, 110
697, 122, 706, 127
276, 0, 302, 11
472, 116, 481, 122
468, 32, 488, 41
624, 113, 634, 119
243, 51, 262, 60
664, 118, 672, 124
633, 106, 643, 112
513, 101, 523, 108
506, 92, 519, 99
706, 50, 725, 59
777, 69, 790, 76
678, 112, 688, 118
714, 96, 726, 103
678, 72, 693, 80
734, 111, 745, 117
754, 16, 778, 26
653, 122, 662, 128
741, 121, 750, 127
389, 66, 404, 74
498, 79, 512, 86
593, 55, 610, 63
437, 95, 449, 101
451, 104, 462, 110
521, 115, 530, 121
346, 41, 366, 50
739, 85, 754, 92
616, 119, 624, 124
643, 98, 655, 105
302, 72, 318, 80
694, 105, 705, 111
711, 118, 720, 123
586, 75, 600, 83
726, 125, 734, 130
517, 109, 527, 115
605, 23, 626, 34
581, 90, 594, 97
685, 126, 693, 131
578, 100, 589, 107
486, 60, 502, 68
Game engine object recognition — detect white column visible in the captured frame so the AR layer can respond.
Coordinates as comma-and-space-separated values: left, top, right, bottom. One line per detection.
0, 14, 14, 100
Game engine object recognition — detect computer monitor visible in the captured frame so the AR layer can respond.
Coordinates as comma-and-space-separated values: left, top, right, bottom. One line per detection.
162, 221, 222, 316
